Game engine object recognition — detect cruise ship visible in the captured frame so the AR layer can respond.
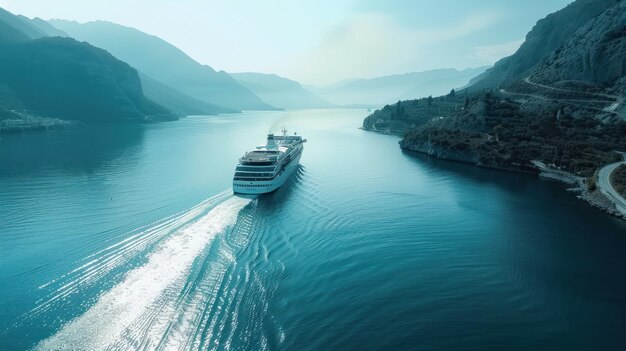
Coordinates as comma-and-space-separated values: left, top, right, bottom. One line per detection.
233, 128, 306, 195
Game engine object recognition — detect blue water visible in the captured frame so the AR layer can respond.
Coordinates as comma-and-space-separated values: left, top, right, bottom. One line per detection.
1, 109, 625, 350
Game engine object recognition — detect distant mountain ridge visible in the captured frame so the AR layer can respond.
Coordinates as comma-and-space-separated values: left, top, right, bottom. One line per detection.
311, 67, 489, 107
139, 73, 236, 116
0, 8, 47, 40
230, 72, 333, 109
49, 20, 277, 111
0, 8, 67, 39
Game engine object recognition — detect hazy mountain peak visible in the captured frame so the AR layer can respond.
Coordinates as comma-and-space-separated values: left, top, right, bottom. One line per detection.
230, 72, 333, 109
0, 7, 46, 40
28, 17, 67, 37
49, 19, 275, 110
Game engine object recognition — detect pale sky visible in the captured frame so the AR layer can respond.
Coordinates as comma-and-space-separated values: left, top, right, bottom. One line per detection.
0, 0, 573, 85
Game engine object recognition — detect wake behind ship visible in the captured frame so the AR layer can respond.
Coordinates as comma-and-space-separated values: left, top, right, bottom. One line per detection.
233, 129, 306, 195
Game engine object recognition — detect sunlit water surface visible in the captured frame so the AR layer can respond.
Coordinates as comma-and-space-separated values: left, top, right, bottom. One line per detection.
1, 109, 625, 350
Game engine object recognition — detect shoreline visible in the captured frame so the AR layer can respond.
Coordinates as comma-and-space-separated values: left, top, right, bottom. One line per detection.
363, 127, 626, 221
534, 163, 625, 220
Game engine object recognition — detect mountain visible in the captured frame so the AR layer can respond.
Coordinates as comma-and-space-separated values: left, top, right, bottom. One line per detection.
529, 1, 626, 92
0, 16, 27, 42
230, 72, 333, 109
469, 0, 619, 89
0, 8, 47, 40
364, 0, 626, 185
0, 37, 174, 124
0, 8, 174, 132
26, 17, 67, 37
0, 9, 211, 122
139, 73, 236, 116
49, 20, 277, 111
311, 67, 489, 107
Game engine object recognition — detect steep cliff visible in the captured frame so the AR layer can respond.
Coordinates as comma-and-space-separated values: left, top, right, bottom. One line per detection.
530, 1, 626, 93
469, 0, 619, 89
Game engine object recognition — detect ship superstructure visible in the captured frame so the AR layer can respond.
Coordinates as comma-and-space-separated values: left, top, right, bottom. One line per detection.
233, 128, 306, 194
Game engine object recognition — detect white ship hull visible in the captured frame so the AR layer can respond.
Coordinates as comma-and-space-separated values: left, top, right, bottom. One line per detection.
233, 149, 302, 195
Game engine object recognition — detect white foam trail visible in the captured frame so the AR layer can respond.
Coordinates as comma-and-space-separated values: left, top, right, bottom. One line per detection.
35, 196, 252, 351
148, 204, 261, 351
32, 191, 232, 315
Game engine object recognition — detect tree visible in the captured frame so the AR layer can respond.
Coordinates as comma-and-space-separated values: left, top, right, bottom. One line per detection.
448, 89, 456, 98
464, 97, 469, 109
493, 124, 504, 141
394, 102, 405, 119
427, 95, 433, 107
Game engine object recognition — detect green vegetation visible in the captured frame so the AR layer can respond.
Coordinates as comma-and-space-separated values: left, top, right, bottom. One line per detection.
610, 165, 626, 198
399, 91, 625, 176
587, 170, 599, 191
364, 88, 625, 175
362, 93, 467, 134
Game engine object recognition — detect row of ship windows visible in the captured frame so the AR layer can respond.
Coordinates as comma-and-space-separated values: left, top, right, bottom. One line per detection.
237, 184, 268, 188
236, 166, 276, 171
235, 172, 275, 177
241, 162, 275, 166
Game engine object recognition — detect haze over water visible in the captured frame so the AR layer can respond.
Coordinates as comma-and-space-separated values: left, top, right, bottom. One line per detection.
1, 109, 626, 350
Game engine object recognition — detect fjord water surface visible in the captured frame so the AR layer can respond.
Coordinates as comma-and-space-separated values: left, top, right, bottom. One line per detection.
1, 109, 625, 350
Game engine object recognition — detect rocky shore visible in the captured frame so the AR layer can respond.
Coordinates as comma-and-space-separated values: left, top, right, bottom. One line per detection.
366, 124, 626, 220
575, 184, 626, 220
533, 161, 626, 220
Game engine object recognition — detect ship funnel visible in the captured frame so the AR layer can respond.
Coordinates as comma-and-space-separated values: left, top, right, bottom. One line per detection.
266, 133, 277, 149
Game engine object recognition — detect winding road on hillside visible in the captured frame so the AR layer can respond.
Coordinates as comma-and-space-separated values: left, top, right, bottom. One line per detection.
523, 77, 624, 115
597, 153, 626, 215
500, 77, 626, 119
522, 77, 620, 101
500, 88, 620, 116
500, 77, 624, 118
